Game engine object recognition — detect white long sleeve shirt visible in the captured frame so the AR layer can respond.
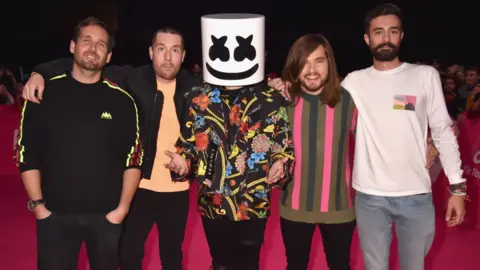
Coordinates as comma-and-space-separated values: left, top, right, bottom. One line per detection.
341, 63, 465, 196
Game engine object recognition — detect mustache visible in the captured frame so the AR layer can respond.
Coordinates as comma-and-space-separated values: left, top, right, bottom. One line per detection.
83, 52, 99, 58
375, 42, 397, 50
304, 73, 321, 78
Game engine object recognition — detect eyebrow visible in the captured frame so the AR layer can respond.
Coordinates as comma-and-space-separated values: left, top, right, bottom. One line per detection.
80, 35, 108, 47
372, 26, 401, 31
155, 43, 182, 48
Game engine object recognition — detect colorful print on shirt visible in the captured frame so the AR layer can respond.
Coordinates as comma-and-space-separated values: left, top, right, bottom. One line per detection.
176, 83, 295, 221
393, 94, 417, 111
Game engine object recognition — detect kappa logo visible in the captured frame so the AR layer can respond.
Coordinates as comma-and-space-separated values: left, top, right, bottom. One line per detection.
101, 112, 112, 120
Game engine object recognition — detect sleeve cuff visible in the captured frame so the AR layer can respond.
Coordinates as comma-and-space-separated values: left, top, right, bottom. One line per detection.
30, 71, 44, 78
269, 153, 289, 163
125, 165, 142, 170
448, 177, 466, 185
19, 164, 40, 173
270, 157, 295, 189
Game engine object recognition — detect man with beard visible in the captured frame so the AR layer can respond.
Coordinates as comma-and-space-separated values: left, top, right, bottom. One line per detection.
341, 4, 467, 269
21, 27, 200, 270
13, 17, 143, 270
278, 34, 356, 270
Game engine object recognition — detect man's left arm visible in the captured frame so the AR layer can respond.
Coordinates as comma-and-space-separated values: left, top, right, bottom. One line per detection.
427, 69, 465, 188
109, 95, 143, 222
427, 68, 466, 226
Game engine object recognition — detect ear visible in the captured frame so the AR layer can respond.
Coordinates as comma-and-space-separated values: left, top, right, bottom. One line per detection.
401, 31, 404, 41
106, 52, 112, 64
149, 46, 153, 61
182, 50, 186, 63
363, 33, 370, 47
69, 40, 76, 54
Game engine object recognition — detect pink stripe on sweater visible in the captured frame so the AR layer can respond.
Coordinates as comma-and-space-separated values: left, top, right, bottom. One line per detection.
320, 106, 335, 212
291, 98, 304, 210
351, 108, 358, 132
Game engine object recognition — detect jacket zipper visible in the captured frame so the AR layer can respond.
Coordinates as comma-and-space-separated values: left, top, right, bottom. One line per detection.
147, 91, 158, 164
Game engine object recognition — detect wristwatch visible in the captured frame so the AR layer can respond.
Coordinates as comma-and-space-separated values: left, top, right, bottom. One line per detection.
28, 199, 45, 211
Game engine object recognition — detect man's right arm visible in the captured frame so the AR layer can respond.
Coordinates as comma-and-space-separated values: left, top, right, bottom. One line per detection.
24, 58, 72, 103
32, 58, 72, 79
13, 102, 51, 219
25, 58, 138, 103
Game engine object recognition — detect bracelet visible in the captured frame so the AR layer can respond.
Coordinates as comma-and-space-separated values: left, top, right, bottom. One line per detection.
448, 182, 470, 201
449, 182, 467, 194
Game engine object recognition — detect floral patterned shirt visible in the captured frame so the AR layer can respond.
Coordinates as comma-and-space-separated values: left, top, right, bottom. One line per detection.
176, 83, 295, 221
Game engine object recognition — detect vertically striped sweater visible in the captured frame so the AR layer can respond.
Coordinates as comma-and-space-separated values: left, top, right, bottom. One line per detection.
280, 90, 356, 224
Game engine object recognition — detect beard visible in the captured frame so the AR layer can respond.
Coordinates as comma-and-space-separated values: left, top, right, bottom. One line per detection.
74, 51, 105, 71
370, 42, 400, 62
299, 73, 325, 93
155, 63, 178, 81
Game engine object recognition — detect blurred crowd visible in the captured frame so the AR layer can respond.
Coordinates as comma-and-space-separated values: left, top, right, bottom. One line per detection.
0, 67, 26, 111
2, 62, 479, 119
416, 61, 480, 119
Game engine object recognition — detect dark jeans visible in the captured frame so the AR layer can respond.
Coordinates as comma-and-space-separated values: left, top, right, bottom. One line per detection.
202, 217, 267, 270
120, 189, 190, 270
280, 218, 356, 270
36, 213, 122, 270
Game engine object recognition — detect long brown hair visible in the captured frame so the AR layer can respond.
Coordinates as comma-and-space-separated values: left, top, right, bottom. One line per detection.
282, 34, 341, 107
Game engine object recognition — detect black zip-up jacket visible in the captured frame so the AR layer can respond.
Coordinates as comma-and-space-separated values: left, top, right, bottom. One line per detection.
33, 59, 202, 180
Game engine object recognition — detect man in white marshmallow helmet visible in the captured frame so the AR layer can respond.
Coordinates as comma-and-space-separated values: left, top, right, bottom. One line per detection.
165, 13, 295, 270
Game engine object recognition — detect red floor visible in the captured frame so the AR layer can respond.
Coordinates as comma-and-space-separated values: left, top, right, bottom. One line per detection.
1, 173, 479, 270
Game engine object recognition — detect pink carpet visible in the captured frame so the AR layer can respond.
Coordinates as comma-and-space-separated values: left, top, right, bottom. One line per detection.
1, 173, 478, 270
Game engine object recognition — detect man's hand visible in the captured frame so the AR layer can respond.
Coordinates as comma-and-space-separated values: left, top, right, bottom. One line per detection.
164, 150, 188, 175
106, 206, 128, 224
426, 138, 439, 169
445, 195, 466, 227
34, 204, 52, 220
266, 157, 289, 184
23, 73, 45, 104
268, 78, 291, 100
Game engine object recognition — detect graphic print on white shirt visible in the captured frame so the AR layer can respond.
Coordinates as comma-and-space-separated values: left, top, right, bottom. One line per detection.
393, 95, 416, 111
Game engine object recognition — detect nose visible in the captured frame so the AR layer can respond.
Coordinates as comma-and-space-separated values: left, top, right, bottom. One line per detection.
165, 49, 172, 61
87, 43, 96, 52
384, 33, 392, 43
306, 62, 316, 73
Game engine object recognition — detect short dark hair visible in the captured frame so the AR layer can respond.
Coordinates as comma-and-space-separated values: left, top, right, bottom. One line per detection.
466, 66, 479, 74
72, 17, 115, 52
364, 3, 404, 34
151, 27, 185, 49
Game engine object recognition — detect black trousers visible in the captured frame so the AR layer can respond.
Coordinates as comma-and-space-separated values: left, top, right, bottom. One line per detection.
36, 213, 122, 270
120, 189, 190, 270
202, 217, 267, 270
280, 218, 356, 270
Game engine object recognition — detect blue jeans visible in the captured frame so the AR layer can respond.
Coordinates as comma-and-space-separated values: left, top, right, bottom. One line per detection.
355, 191, 435, 270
